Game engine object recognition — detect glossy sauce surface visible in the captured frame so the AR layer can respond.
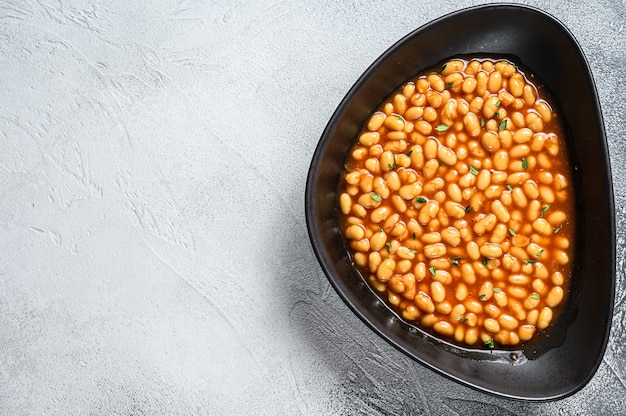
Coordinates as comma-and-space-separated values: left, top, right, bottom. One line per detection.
339, 58, 574, 349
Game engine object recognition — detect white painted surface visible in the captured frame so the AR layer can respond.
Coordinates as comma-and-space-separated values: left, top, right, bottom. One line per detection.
1, 1, 625, 414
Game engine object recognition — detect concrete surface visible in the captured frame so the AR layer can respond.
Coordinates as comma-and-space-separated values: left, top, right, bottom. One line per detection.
1, 0, 625, 414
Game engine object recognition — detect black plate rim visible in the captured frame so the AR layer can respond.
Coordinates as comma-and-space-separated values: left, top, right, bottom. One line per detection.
305, 2, 615, 401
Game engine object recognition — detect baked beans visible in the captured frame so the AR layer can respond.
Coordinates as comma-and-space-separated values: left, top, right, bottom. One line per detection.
340, 58, 574, 349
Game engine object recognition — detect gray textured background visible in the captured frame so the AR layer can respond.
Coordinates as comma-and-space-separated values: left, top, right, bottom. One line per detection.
1, 0, 625, 415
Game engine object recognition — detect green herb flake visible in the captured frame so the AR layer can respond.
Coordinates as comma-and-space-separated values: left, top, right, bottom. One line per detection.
553, 224, 563, 234
370, 193, 382, 202
479, 293, 487, 300
412, 232, 417, 240
416, 197, 427, 203
507, 185, 513, 192
450, 256, 462, 267
459, 317, 468, 323
495, 99, 502, 107
480, 118, 485, 127
541, 204, 551, 214
378, 227, 384, 233
438, 64, 447, 73
439, 160, 447, 167
537, 249, 545, 257
522, 157, 528, 170
493, 287, 502, 293
465, 205, 473, 214
429, 266, 437, 276
493, 111, 500, 118
469, 165, 479, 175
445, 82, 454, 88
531, 293, 541, 300
344, 164, 351, 171
435, 124, 450, 132
485, 339, 495, 349
498, 119, 508, 131
482, 257, 489, 266
409, 249, 417, 254
406, 150, 413, 157
524, 259, 537, 265
508, 228, 517, 236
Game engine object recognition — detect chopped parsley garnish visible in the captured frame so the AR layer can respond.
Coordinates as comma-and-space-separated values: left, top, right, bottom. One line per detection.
482, 257, 489, 266
495, 99, 501, 107
522, 157, 528, 170
406, 150, 413, 157
507, 184, 513, 192
480, 118, 485, 127
445, 82, 455, 88
498, 119, 508, 131
537, 249, 545, 257
485, 339, 495, 349
531, 293, 541, 300
469, 165, 479, 175
435, 124, 450, 132
371, 193, 382, 202
541, 204, 551, 214
553, 224, 563, 234
524, 259, 537, 265
450, 256, 462, 267
493, 287, 502, 293
508, 228, 517, 236
465, 205, 473, 214
438, 64, 447, 73
429, 266, 437, 276
460, 317, 468, 323
416, 197, 427, 203
479, 293, 487, 300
